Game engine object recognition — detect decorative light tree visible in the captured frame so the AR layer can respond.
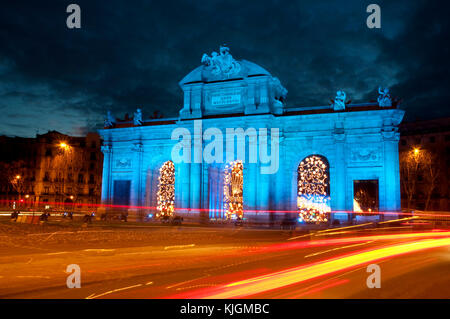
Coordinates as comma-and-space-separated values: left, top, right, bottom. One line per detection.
297, 155, 330, 223
156, 161, 175, 218
224, 160, 244, 220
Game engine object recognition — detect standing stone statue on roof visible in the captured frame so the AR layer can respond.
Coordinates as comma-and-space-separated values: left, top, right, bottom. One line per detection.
104, 110, 115, 127
133, 108, 143, 125
333, 90, 346, 110
378, 86, 392, 107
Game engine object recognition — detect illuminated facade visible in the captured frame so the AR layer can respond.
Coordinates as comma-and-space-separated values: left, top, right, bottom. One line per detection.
99, 46, 404, 224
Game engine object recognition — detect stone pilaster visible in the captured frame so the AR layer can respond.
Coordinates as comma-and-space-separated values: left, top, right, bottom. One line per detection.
130, 142, 144, 220
381, 127, 401, 219
190, 125, 203, 219
180, 162, 191, 214
100, 144, 112, 215
332, 124, 347, 223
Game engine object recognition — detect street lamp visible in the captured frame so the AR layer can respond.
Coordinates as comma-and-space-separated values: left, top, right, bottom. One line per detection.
59, 142, 69, 150
57, 142, 73, 210
413, 148, 420, 155
12, 175, 22, 209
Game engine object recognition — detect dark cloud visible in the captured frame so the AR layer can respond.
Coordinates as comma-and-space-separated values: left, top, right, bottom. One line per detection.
0, 0, 448, 137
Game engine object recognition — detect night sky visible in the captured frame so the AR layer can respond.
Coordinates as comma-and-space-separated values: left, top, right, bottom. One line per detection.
0, 0, 449, 137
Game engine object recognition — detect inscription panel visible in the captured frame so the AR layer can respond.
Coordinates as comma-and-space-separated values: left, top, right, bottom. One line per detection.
211, 92, 241, 107
207, 88, 243, 112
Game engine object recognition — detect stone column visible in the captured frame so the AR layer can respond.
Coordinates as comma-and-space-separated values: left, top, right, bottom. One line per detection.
332, 126, 347, 223
190, 163, 202, 219
244, 162, 258, 220
256, 162, 269, 213
174, 162, 183, 213
180, 162, 191, 215
274, 132, 285, 211
241, 126, 257, 221
190, 124, 203, 219
381, 129, 401, 220
130, 142, 144, 220
256, 123, 275, 223
201, 163, 209, 217
100, 144, 112, 215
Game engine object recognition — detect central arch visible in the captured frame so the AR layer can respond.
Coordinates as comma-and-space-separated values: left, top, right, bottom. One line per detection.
297, 155, 331, 223
223, 160, 244, 219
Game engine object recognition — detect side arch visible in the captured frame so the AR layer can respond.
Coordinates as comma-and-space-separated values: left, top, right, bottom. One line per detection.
297, 154, 331, 223
144, 159, 176, 218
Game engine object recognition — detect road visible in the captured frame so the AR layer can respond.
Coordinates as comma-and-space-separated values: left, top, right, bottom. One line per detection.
0, 223, 449, 299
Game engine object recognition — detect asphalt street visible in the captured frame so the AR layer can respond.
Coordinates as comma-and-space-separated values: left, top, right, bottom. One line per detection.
0, 223, 449, 299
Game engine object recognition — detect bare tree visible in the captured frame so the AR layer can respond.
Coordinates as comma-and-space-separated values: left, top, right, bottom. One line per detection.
400, 149, 421, 210
0, 160, 27, 207
421, 151, 440, 211
43, 145, 86, 209
400, 148, 440, 211
0, 162, 12, 200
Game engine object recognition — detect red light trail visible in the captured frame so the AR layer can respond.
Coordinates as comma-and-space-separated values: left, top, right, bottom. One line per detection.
2, 199, 449, 218
168, 236, 450, 299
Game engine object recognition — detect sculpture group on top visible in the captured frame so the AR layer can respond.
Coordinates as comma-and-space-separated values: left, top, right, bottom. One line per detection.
332, 90, 347, 110
104, 110, 115, 128
272, 77, 288, 104
329, 86, 395, 111
377, 86, 392, 107
104, 108, 143, 127
134, 108, 143, 125
201, 45, 241, 78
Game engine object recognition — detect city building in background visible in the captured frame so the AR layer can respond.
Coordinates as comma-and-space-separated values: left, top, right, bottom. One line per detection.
0, 131, 103, 211
399, 118, 450, 211
99, 46, 405, 224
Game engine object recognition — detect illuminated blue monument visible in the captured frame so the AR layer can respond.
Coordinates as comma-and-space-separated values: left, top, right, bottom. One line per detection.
99, 46, 404, 224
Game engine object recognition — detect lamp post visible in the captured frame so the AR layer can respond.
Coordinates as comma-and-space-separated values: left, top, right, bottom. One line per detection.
12, 175, 23, 209
58, 142, 72, 209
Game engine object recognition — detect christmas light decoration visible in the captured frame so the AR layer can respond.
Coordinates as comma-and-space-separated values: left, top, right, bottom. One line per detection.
224, 160, 243, 220
297, 155, 330, 223
156, 160, 175, 218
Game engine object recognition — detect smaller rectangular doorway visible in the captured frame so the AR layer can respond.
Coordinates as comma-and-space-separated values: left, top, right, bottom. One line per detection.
353, 180, 379, 213
113, 180, 131, 206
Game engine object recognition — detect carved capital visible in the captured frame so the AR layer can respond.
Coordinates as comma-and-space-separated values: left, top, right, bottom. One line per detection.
132, 143, 144, 152
332, 131, 345, 142
381, 128, 400, 141
101, 145, 112, 154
